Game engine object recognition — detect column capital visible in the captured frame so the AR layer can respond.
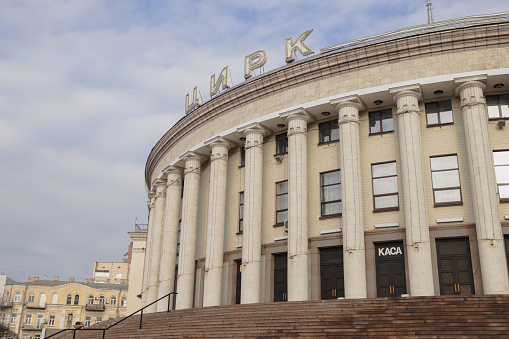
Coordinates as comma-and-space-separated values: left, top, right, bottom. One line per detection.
390, 84, 422, 102
153, 178, 167, 190
454, 74, 487, 96
163, 165, 183, 177
204, 136, 236, 150
148, 189, 156, 199
279, 107, 315, 123
237, 122, 272, 137
179, 151, 207, 164
330, 95, 365, 112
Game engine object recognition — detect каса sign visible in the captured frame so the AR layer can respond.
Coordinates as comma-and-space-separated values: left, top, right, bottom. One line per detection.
185, 29, 314, 115
377, 245, 404, 257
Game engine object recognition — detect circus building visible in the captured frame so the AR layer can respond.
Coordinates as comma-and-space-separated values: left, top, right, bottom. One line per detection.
140, 11, 509, 312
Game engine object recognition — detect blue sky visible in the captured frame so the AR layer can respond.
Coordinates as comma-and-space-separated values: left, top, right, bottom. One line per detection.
1, 0, 508, 282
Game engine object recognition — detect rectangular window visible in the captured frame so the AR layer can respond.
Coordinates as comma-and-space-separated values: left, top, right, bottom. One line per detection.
25, 314, 32, 325
115, 273, 122, 279
240, 147, 245, 167
10, 314, 16, 325
85, 316, 91, 327
426, 100, 453, 126
48, 315, 55, 326
23, 334, 28, 339
372, 162, 399, 211
487, 94, 509, 119
36, 315, 43, 329
369, 109, 393, 135
320, 170, 341, 217
319, 120, 339, 144
275, 181, 288, 225
96, 317, 102, 324
275, 134, 288, 155
238, 192, 244, 233
494, 150, 509, 201
35, 335, 41, 339
431, 155, 462, 205
1, 314, 5, 325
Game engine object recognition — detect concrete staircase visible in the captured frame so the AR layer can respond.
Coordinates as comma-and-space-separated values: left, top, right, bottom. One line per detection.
51, 295, 509, 338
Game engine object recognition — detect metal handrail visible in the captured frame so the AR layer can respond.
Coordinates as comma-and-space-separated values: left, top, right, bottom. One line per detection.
45, 292, 177, 339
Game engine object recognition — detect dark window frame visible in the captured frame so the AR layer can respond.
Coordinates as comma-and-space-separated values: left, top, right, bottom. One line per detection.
320, 170, 341, 218
486, 94, 509, 120
73, 295, 79, 305
237, 192, 244, 234
239, 147, 245, 168
430, 154, 463, 206
275, 180, 288, 227
369, 109, 394, 135
425, 100, 454, 127
371, 161, 399, 212
275, 134, 288, 155
66, 294, 72, 305
494, 150, 509, 202
319, 120, 339, 144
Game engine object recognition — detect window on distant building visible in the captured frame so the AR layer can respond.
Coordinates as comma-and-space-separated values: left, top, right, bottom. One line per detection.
74, 295, 79, 305
275, 181, 288, 226
275, 134, 288, 155
426, 100, 453, 126
35, 335, 41, 339
36, 315, 43, 329
28, 293, 35, 303
238, 192, 244, 233
66, 294, 72, 305
10, 314, 16, 324
14, 292, 21, 302
319, 120, 339, 144
369, 109, 393, 135
430, 155, 462, 205
372, 162, 399, 211
121, 297, 127, 307
52, 293, 58, 304
48, 315, 55, 326
96, 317, 102, 324
87, 295, 94, 305
66, 313, 73, 327
487, 94, 509, 119
1, 314, 5, 325
110, 296, 116, 306
99, 296, 105, 305
115, 273, 122, 280
320, 170, 341, 217
4, 292, 9, 302
25, 314, 32, 325
494, 150, 509, 201
23, 334, 28, 339
240, 147, 245, 167
85, 316, 91, 327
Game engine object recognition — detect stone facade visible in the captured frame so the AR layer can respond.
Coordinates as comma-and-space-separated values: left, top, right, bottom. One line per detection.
141, 15, 509, 311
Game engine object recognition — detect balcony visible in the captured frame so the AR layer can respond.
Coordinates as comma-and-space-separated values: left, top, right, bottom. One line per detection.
22, 324, 43, 331
26, 302, 45, 309
0, 301, 13, 308
85, 303, 105, 311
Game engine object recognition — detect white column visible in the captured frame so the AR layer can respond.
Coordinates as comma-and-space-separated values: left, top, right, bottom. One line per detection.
176, 152, 205, 309
280, 108, 313, 301
156, 167, 183, 312
455, 76, 509, 294
390, 85, 434, 296
237, 123, 271, 304
145, 179, 167, 313
330, 95, 367, 299
202, 137, 234, 307
141, 192, 155, 308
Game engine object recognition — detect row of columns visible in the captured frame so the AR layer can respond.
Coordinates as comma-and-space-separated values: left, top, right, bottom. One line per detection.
142, 75, 508, 312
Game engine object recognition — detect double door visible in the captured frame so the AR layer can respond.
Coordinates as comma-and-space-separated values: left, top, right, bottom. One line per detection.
375, 242, 407, 297
436, 238, 474, 295
320, 247, 344, 299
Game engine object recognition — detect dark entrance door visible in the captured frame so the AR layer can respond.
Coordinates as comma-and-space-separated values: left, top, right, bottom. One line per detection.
505, 236, 509, 272
436, 238, 474, 295
375, 242, 407, 297
235, 260, 241, 304
320, 247, 344, 299
274, 253, 287, 302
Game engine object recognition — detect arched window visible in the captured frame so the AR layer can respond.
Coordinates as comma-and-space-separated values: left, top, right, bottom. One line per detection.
98, 296, 105, 305
28, 293, 35, 303
4, 292, 9, 302
39, 293, 46, 307
87, 295, 94, 305
110, 296, 116, 306
74, 295, 79, 305
14, 292, 21, 302
66, 313, 73, 327
66, 294, 72, 305
52, 293, 58, 304
121, 297, 127, 307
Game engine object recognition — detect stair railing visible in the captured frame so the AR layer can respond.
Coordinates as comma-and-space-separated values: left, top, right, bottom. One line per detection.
45, 292, 177, 339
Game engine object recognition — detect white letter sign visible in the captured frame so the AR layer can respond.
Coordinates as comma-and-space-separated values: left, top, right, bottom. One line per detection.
185, 86, 201, 115
285, 29, 314, 63
210, 66, 230, 97
244, 50, 268, 79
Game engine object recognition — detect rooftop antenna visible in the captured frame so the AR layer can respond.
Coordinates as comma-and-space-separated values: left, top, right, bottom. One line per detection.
426, 0, 434, 25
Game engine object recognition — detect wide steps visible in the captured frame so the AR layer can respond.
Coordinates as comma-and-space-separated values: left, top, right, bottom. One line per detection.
52, 295, 509, 338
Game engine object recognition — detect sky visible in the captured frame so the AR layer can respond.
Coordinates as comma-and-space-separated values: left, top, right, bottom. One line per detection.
1, 0, 508, 283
